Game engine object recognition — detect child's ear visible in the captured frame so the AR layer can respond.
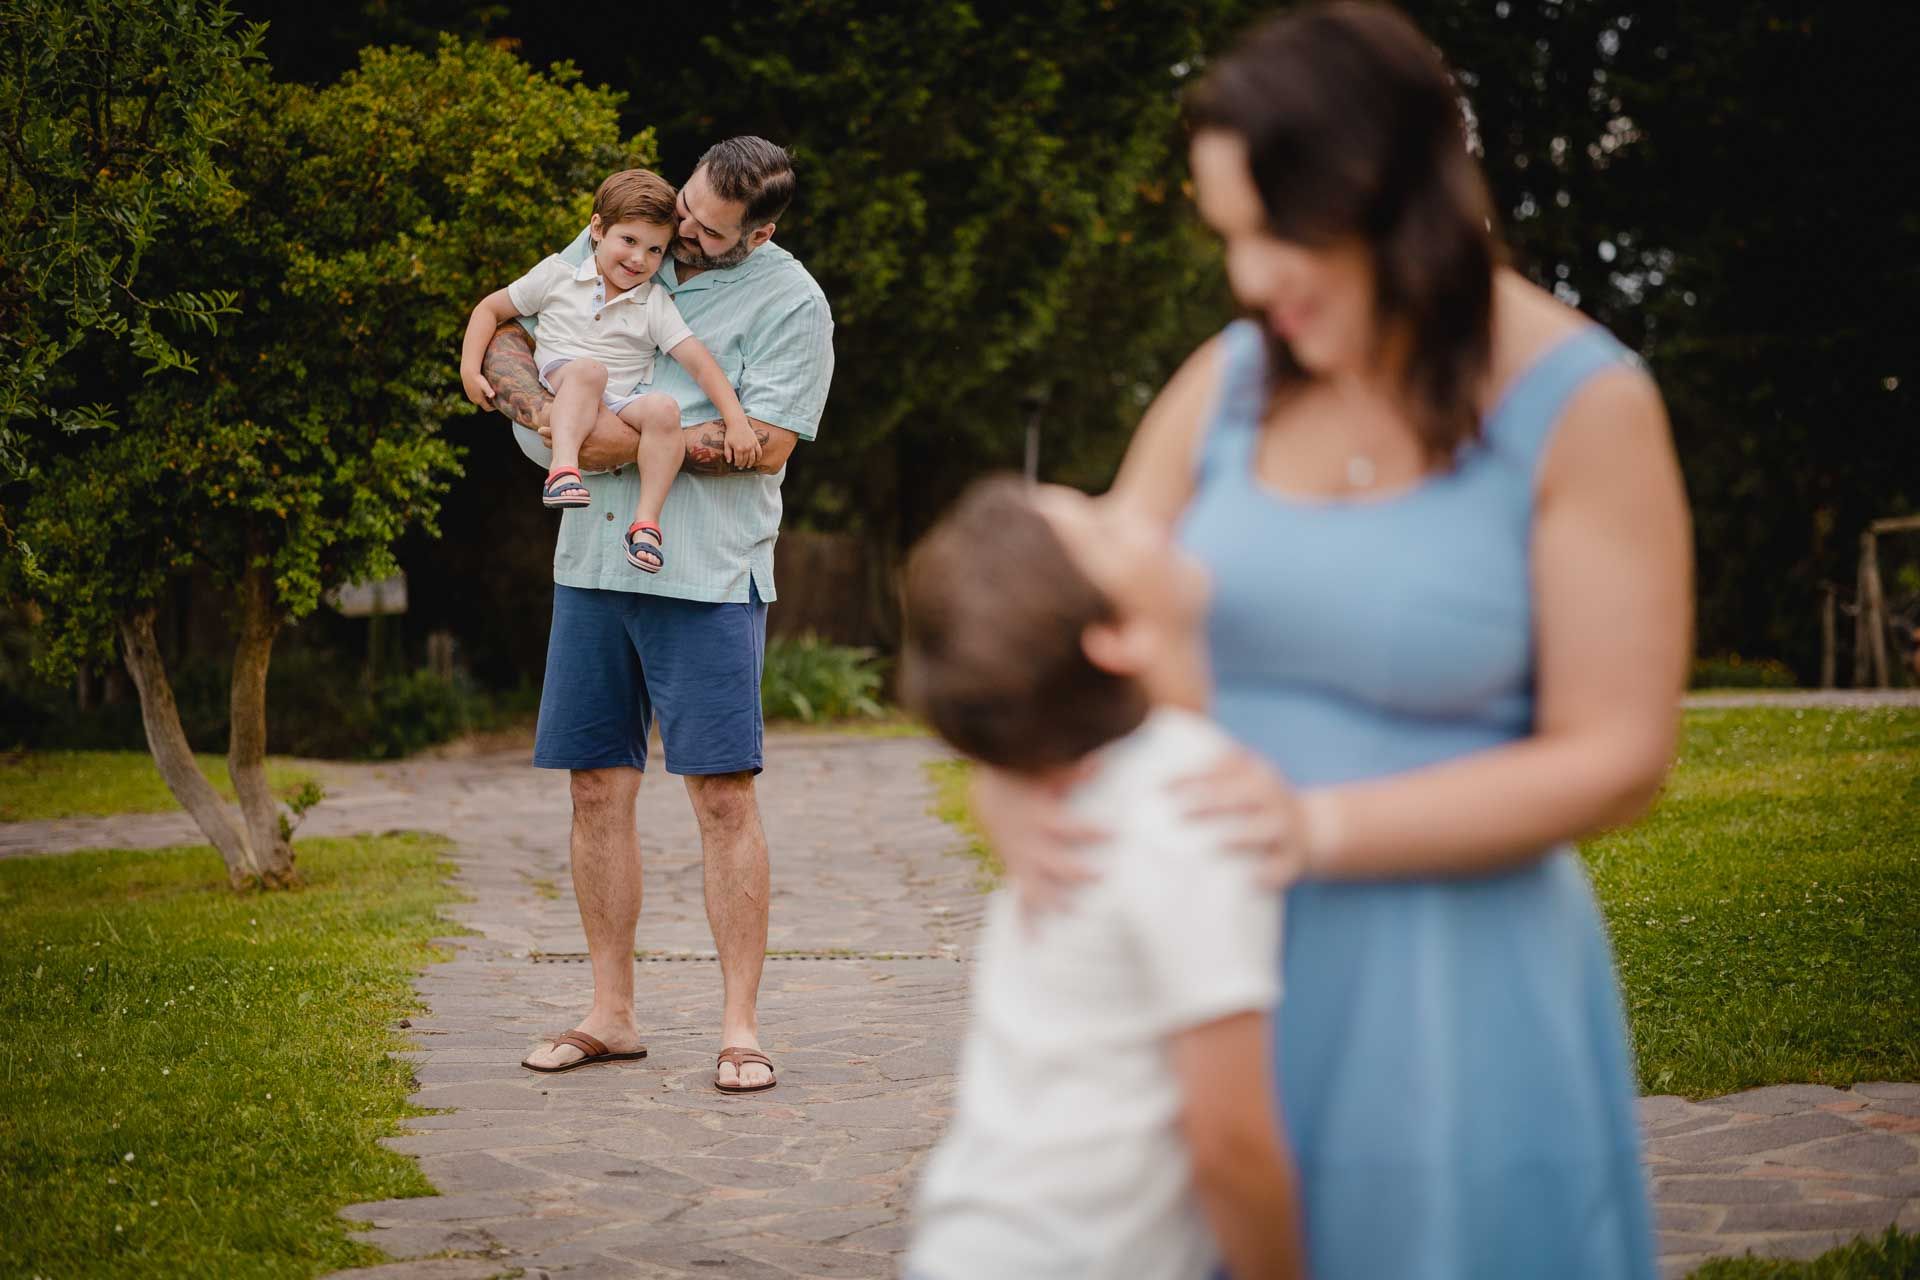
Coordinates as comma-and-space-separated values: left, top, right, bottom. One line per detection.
1082, 618, 1151, 677
588, 213, 603, 242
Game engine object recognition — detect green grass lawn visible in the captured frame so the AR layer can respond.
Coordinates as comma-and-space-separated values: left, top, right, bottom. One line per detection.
0, 751, 321, 822
928, 708, 1920, 1101
0, 833, 460, 1278
926, 757, 998, 886
1688, 1227, 1920, 1278
1586, 707, 1920, 1098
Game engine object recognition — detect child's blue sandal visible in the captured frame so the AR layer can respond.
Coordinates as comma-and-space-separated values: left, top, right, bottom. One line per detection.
626, 521, 665, 574
542, 467, 591, 508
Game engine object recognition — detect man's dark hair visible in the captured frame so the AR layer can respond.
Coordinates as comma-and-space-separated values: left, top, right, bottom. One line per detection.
899, 476, 1150, 773
697, 136, 796, 229
1185, 1, 1499, 463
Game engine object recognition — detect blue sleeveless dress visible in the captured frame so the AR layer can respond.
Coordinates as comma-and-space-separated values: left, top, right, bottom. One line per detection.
1180, 320, 1657, 1279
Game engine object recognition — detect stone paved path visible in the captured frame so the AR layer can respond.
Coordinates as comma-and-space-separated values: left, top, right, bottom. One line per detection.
3, 733, 1916, 1278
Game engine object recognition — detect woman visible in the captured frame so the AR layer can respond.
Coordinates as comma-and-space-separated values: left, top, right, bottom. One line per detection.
978, 5, 1689, 1276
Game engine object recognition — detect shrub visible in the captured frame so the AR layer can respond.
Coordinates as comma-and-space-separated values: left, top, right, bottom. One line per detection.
1689, 653, 1799, 690
761, 634, 887, 723
5, 650, 488, 759
363, 669, 484, 759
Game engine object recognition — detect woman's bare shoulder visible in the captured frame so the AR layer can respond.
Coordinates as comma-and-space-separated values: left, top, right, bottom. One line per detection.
1486, 269, 1598, 385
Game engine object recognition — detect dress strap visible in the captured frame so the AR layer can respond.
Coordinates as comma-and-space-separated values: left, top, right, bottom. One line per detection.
1482, 325, 1642, 477
1194, 318, 1269, 484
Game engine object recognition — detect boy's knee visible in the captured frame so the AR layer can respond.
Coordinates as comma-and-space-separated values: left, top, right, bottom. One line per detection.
630, 393, 682, 434
570, 358, 609, 388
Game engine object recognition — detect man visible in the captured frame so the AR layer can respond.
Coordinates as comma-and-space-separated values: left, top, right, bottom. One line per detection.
480, 137, 833, 1092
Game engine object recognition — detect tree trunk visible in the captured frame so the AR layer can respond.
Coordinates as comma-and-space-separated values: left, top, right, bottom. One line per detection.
230, 559, 296, 888
1819, 585, 1837, 690
119, 609, 263, 889
1861, 531, 1892, 689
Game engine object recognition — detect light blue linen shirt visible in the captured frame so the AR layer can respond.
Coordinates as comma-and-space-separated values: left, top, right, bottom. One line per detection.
511, 229, 834, 603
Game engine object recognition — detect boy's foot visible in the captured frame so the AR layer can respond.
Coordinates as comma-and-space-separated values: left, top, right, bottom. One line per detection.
625, 521, 665, 573
543, 467, 591, 508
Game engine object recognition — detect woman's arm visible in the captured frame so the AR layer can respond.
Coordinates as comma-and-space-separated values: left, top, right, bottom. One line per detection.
1301, 367, 1693, 876
1106, 333, 1227, 525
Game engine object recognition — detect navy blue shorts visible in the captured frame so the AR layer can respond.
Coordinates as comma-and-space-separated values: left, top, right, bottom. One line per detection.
533, 583, 768, 775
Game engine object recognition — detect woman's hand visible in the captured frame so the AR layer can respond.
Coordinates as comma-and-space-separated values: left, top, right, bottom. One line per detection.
1172, 747, 1320, 889
970, 765, 1108, 912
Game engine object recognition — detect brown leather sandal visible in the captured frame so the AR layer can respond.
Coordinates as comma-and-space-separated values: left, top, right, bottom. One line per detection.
520, 1029, 648, 1074
714, 1046, 778, 1093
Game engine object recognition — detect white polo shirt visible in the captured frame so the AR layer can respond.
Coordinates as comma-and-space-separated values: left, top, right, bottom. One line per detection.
506, 253, 693, 392
908, 708, 1283, 1280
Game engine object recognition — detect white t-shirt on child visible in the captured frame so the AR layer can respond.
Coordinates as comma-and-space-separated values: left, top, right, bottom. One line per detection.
506, 253, 694, 394
907, 707, 1283, 1280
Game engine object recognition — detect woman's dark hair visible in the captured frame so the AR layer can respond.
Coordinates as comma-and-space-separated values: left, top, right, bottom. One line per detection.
898, 476, 1150, 773
1185, 2, 1499, 461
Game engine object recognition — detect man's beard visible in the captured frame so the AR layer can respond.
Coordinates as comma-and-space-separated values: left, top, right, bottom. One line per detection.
672, 235, 754, 271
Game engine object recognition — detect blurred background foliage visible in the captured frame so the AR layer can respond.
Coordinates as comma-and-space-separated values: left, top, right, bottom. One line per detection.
4, 0, 1916, 755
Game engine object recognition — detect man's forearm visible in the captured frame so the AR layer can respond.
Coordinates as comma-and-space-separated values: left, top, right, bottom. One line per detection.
683, 420, 796, 476
484, 323, 640, 470
485, 323, 792, 476
480, 323, 550, 432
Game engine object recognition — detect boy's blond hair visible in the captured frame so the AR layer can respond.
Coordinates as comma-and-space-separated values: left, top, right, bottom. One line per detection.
593, 168, 678, 229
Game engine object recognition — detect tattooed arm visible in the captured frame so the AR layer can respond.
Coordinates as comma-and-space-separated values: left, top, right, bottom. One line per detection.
482, 323, 795, 475
482, 324, 639, 469
683, 419, 799, 476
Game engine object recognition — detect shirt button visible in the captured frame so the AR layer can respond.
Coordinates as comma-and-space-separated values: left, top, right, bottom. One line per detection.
605, 511, 615, 522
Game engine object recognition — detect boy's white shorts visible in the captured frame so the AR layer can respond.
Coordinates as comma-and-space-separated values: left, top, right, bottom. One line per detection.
539, 357, 656, 418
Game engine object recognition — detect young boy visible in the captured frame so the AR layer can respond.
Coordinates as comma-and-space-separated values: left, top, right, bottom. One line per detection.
459, 168, 759, 573
898, 475, 1304, 1280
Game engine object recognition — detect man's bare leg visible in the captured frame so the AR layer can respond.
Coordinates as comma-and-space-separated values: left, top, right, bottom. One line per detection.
684, 771, 773, 1089
523, 767, 649, 1069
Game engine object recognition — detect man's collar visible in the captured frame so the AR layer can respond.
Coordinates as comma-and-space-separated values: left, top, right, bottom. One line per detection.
663, 240, 784, 293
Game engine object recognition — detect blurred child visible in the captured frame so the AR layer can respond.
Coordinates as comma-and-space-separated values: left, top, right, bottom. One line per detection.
898, 475, 1303, 1280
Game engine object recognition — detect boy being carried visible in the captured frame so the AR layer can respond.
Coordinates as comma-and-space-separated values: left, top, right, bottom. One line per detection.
899, 476, 1304, 1280
460, 168, 760, 573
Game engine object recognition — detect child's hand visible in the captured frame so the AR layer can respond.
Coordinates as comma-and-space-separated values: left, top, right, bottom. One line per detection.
723, 418, 763, 470
461, 367, 497, 412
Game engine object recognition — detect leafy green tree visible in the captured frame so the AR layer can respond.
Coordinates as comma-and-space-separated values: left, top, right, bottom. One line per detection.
0, 0, 259, 494
11, 38, 649, 886
612, 0, 1259, 544
1418, 0, 1920, 675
